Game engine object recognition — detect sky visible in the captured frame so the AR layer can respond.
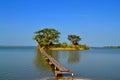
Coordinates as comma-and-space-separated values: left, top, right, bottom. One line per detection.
0, 0, 120, 47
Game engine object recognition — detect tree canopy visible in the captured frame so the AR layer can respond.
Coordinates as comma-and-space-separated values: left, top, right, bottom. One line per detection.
68, 34, 81, 45
33, 28, 60, 48
33, 28, 90, 50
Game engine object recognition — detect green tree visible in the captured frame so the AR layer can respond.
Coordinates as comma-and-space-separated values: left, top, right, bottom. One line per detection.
68, 34, 81, 45
33, 28, 60, 49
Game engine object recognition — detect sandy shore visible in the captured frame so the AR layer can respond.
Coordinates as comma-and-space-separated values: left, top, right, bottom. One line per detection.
49, 48, 85, 50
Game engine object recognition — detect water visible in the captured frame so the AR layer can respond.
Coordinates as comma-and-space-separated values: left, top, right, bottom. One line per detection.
0, 47, 120, 80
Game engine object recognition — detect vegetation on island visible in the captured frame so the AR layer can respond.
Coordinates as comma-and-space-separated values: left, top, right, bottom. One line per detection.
68, 34, 81, 45
33, 28, 60, 49
33, 28, 89, 50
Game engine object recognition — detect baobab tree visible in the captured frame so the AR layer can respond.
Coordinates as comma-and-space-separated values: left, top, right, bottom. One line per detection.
68, 34, 81, 45
33, 28, 60, 49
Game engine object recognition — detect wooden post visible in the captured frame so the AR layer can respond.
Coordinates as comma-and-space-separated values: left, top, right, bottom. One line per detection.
55, 70, 58, 77
49, 62, 52, 65
54, 66, 56, 70
72, 72, 74, 80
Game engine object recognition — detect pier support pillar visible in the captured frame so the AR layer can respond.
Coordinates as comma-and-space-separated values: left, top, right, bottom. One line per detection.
72, 72, 74, 80
54, 66, 56, 70
55, 70, 58, 77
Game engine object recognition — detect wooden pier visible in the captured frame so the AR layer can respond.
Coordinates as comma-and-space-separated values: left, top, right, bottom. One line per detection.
40, 48, 74, 77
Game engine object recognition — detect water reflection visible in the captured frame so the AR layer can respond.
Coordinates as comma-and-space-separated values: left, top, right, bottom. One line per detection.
68, 51, 81, 64
34, 50, 60, 72
34, 50, 81, 70
34, 50, 81, 79
34, 50, 51, 71
46, 50, 59, 61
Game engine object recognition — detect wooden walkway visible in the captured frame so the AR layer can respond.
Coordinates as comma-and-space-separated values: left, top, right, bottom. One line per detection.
40, 48, 74, 77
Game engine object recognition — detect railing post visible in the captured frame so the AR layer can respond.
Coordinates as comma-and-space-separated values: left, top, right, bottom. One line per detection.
55, 70, 58, 77
54, 66, 56, 70
72, 72, 74, 80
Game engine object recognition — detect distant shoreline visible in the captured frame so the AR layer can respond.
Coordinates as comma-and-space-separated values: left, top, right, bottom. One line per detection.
104, 46, 120, 48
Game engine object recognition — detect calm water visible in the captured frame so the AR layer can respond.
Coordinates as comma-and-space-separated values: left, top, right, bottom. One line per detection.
0, 47, 120, 80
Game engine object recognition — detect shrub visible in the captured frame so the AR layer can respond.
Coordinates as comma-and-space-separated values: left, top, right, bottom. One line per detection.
61, 42, 68, 48
68, 44, 73, 48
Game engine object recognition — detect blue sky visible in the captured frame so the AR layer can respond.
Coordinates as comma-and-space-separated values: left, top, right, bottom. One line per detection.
0, 0, 120, 47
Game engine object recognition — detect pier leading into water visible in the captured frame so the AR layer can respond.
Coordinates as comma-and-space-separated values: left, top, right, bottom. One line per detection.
40, 48, 74, 78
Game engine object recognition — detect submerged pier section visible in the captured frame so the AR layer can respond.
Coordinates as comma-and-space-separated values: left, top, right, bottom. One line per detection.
40, 48, 74, 77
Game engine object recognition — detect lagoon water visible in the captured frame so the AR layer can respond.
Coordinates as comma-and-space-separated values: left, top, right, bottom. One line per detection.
0, 47, 120, 80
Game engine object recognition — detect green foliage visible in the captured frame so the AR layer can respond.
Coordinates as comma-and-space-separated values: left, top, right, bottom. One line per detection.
68, 34, 81, 45
33, 28, 60, 48
33, 28, 89, 50
61, 42, 68, 48
79, 44, 90, 49
68, 44, 73, 48
49, 43, 61, 48
78, 44, 82, 48
50, 42, 73, 48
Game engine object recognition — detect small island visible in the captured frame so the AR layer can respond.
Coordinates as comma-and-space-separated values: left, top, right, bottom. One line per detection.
33, 28, 89, 50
